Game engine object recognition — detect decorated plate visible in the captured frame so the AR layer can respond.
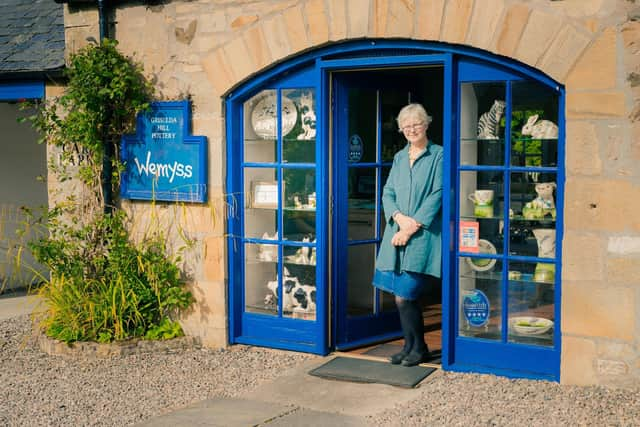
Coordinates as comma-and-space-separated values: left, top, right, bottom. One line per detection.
510, 316, 553, 335
465, 239, 497, 272
250, 94, 297, 139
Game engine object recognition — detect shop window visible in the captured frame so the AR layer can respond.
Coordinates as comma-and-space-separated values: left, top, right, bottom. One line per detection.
458, 80, 560, 349
242, 86, 318, 322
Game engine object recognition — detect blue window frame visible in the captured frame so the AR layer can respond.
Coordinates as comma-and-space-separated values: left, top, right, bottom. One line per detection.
453, 58, 564, 380
226, 40, 564, 380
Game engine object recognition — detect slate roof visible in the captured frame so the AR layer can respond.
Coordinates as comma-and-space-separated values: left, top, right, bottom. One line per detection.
0, 0, 65, 77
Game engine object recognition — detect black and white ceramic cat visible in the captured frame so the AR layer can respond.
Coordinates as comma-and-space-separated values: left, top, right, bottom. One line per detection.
477, 100, 505, 140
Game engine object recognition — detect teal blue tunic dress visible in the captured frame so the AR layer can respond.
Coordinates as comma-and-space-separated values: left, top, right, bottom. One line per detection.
372, 142, 443, 299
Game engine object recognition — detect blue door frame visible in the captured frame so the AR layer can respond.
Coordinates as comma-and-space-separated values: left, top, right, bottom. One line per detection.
326, 56, 452, 351
226, 40, 563, 381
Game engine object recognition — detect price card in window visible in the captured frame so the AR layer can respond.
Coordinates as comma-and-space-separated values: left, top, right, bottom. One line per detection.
459, 221, 479, 253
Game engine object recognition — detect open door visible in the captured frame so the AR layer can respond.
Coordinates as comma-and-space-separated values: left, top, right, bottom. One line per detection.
331, 66, 444, 350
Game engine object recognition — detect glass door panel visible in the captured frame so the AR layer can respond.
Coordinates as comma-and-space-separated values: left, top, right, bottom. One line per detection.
347, 88, 377, 163
282, 244, 317, 321
244, 89, 277, 163
245, 242, 278, 315
507, 261, 554, 347
509, 172, 556, 257
511, 81, 559, 168
282, 88, 316, 164
460, 82, 506, 167
458, 257, 503, 341
347, 167, 376, 241
282, 168, 316, 241
347, 244, 376, 316
244, 167, 278, 239
380, 91, 408, 162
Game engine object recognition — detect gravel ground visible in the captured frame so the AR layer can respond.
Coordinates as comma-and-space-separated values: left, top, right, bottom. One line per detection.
3, 314, 640, 426
369, 370, 640, 426
0, 315, 316, 426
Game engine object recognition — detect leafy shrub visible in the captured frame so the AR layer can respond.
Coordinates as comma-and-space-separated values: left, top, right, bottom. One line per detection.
23, 40, 193, 343
31, 211, 192, 343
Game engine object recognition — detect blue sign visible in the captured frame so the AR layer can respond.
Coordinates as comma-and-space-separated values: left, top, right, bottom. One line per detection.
121, 101, 207, 202
462, 289, 490, 327
348, 134, 363, 162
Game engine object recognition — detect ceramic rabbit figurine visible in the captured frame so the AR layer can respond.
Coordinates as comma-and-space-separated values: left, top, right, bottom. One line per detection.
521, 114, 558, 139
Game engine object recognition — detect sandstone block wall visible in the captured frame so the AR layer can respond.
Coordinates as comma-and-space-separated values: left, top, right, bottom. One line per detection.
59, 0, 640, 386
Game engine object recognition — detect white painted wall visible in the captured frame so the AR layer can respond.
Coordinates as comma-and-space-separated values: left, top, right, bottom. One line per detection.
0, 103, 48, 290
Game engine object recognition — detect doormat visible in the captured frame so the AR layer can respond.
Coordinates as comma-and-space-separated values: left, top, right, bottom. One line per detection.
308, 356, 436, 388
363, 344, 442, 365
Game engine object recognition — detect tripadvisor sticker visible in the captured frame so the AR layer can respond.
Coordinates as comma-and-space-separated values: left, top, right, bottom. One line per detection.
462, 289, 490, 327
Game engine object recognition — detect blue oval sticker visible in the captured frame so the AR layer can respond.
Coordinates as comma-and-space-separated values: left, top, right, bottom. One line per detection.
348, 134, 363, 163
462, 289, 490, 327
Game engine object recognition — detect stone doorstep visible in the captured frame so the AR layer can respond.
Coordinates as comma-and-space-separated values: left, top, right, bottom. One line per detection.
38, 334, 201, 358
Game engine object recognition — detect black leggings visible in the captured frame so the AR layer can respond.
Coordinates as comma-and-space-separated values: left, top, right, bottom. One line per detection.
395, 296, 428, 355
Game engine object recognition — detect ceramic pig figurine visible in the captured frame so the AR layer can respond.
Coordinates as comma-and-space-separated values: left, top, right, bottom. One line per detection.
521, 114, 558, 139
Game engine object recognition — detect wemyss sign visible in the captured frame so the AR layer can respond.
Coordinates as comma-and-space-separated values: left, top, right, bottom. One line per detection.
121, 101, 207, 202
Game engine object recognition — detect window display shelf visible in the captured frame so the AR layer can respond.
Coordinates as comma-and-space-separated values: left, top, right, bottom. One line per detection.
247, 259, 317, 267
460, 266, 555, 286
510, 215, 555, 224
247, 206, 316, 212
460, 214, 504, 221
460, 137, 504, 142
459, 271, 502, 281
514, 137, 558, 142
245, 138, 275, 144
284, 206, 316, 212
283, 137, 316, 143
508, 330, 553, 346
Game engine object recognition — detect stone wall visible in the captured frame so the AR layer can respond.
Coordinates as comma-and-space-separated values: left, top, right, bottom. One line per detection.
60, 0, 640, 386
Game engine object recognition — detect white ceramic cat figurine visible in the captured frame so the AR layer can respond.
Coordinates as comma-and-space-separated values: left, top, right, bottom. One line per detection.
257, 232, 278, 262
297, 92, 316, 140
293, 236, 311, 264
521, 114, 558, 139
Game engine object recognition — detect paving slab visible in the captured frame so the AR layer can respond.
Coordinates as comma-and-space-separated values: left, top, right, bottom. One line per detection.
136, 398, 295, 427
265, 407, 368, 426
243, 357, 437, 418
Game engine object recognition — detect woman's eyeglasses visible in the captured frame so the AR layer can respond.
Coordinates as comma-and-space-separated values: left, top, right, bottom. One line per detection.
399, 123, 425, 133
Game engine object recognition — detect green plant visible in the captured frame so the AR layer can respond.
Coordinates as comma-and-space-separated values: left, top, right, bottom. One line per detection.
31, 211, 192, 343
25, 38, 153, 214
22, 39, 193, 343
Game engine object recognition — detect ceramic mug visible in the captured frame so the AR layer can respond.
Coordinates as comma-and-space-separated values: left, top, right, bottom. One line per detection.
468, 189, 494, 206
469, 190, 494, 217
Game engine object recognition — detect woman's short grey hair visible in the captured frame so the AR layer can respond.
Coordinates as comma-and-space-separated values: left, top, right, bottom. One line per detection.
396, 103, 433, 129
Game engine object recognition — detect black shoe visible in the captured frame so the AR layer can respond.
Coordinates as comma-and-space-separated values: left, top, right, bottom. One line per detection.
389, 350, 408, 365
401, 351, 428, 367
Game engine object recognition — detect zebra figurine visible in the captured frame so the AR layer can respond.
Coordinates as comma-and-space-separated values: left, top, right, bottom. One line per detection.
477, 100, 505, 140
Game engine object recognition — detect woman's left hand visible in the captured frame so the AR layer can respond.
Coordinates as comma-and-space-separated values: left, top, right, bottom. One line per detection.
391, 230, 411, 246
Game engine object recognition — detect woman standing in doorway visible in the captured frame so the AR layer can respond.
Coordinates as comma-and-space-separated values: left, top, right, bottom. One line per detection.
372, 103, 443, 367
